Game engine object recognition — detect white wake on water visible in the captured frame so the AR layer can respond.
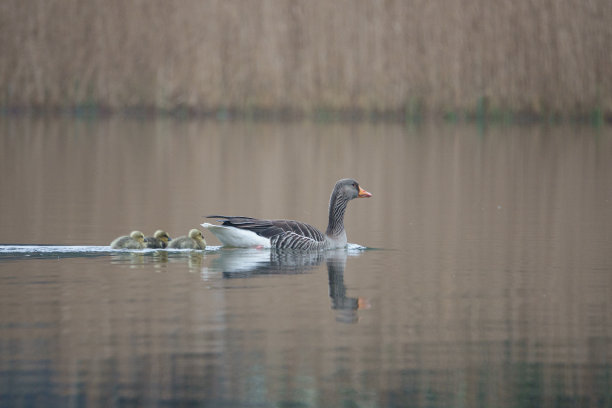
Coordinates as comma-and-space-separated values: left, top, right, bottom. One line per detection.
0, 243, 365, 254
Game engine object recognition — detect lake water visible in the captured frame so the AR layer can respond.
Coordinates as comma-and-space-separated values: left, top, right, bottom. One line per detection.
0, 117, 611, 407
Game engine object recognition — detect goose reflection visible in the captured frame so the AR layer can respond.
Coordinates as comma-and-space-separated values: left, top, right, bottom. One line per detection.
210, 248, 368, 322
212, 248, 324, 278
326, 249, 371, 323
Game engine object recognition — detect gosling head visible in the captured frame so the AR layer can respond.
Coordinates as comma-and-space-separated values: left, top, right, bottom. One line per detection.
130, 231, 146, 243
188, 229, 204, 241
154, 230, 171, 243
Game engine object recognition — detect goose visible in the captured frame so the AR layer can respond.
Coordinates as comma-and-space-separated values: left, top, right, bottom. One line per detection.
110, 230, 147, 249
145, 230, 172, 249
202, 178, 372, 250
167, 229, 207, 250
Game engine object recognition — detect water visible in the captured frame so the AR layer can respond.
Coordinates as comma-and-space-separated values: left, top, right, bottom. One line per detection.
0, 117, 611, 407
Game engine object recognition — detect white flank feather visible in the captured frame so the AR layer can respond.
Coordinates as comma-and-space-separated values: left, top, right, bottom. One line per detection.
201, 223, 271, 248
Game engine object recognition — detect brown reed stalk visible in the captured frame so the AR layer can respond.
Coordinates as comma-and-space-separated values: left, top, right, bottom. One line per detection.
0, 0, 610, 119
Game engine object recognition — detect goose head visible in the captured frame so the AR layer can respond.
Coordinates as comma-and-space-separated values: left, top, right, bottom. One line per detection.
154, 230, 171, 243
130, 231, 146, 243
326, 179, 372, 239
334, 178, 372, 200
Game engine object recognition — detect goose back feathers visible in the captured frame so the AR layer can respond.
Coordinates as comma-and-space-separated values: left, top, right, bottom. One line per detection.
203, 179, 371, 250
206, 216, 327, 250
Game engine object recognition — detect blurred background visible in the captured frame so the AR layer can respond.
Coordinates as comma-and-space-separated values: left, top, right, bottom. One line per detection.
1, 0, 611, 121
1, 2, 612, 408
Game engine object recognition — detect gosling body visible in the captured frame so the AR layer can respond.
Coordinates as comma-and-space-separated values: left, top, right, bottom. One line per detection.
168, 229, 206, 250
110, 231, 147, 249
145, 230, 171, 248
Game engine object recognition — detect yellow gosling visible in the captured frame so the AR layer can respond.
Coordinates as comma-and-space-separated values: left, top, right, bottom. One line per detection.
110, 231, 146, 249
145, 230, 171, 249
168, 229, 206, 250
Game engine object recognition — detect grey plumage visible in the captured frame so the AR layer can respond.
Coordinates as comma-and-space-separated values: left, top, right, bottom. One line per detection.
207, 178, 371, 250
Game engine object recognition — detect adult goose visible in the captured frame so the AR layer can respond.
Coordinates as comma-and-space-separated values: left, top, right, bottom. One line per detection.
202, 178, 372, 250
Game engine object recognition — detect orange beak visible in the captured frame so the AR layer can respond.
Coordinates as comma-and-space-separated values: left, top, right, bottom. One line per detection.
358, 186, 372, 198
357, 297, 371, 310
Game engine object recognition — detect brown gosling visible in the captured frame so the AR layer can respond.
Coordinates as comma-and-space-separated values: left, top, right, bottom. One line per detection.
145, 230, 171, 249
167, 229, 207, 250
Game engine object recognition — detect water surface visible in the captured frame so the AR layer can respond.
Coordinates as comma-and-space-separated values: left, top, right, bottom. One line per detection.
0, 117, 611, 407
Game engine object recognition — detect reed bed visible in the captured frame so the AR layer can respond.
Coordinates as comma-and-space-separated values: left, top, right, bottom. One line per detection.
1, 0, 610, 119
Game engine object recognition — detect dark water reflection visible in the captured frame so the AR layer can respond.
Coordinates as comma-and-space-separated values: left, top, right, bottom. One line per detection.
0, 117, 611, 407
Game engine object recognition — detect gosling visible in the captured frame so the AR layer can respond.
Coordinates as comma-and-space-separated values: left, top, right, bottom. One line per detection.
110, 231, 147, 249
145, 230, 172, 249
167, 229, 206, 250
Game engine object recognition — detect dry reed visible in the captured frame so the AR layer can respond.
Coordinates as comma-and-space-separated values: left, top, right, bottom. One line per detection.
1, 0, 611, 119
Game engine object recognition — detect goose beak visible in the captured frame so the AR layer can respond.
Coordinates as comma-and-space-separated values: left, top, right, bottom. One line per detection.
357, 297, 371, 310
358, 186, 372, 198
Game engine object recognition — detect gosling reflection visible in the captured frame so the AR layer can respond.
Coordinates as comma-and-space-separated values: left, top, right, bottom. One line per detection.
109, 251, 147, 267
185, 251, 204, 269
211, 248, 368, 322
110, 250, 169, 267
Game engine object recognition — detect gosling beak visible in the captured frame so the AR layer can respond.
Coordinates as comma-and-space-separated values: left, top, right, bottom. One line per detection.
358, 186, 372, 198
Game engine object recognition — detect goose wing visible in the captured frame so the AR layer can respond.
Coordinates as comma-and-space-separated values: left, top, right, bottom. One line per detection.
206, 215, 326, 249
270, 230, 325, 250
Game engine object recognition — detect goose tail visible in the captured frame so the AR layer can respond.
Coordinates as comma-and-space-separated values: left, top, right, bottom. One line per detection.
201, 223, 271, 248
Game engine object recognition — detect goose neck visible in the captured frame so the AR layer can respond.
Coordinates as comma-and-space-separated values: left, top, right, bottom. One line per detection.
326, 193, 349, 237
